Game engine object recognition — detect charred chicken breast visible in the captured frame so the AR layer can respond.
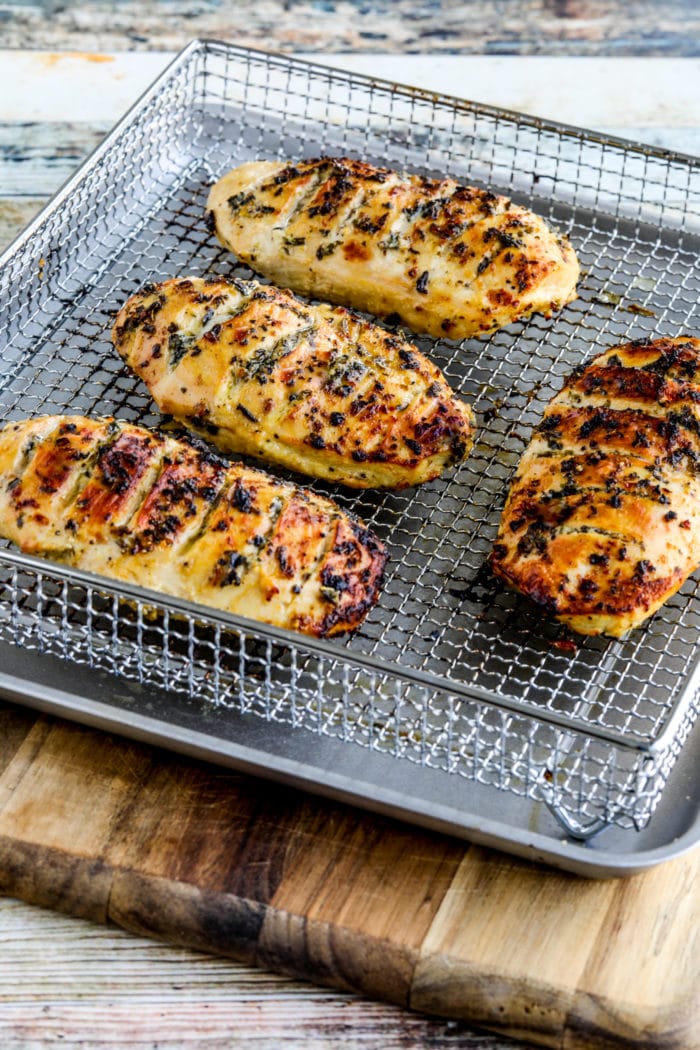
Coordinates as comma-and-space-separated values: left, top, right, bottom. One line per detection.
112, 276, 475, 489
490, 337, 700, 637
206, 157, 579, 340
0, 415, 386, 637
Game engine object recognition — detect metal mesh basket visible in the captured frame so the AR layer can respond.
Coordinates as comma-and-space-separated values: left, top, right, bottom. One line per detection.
1, 41, 699, 861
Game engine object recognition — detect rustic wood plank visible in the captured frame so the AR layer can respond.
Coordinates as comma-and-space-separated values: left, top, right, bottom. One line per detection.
412, 846, 700, 1049
1, 0, 699, 55
0, 697, 695, 1048
0, 704, 524, 1047
259, 801, 462, 1003
411, 848, 618, 1045
0, 722, 153, 922
0, 121, 107, 197
0, 896, 516, 1049
0, 702, 39, 777
568, 854, 700, 1049
2, 55, 700, 136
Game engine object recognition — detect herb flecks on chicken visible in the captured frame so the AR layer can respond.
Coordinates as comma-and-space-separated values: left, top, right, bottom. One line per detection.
113, 276, 475, 489
0, 416, 386, 637
490, 337, 700, 636
207, 157, 579, 340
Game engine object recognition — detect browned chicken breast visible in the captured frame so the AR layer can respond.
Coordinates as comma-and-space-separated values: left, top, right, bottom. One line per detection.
0, 416, 386, 637
112, 275, 475, 489
206, 157, 579, 340
489, 337, 700, 637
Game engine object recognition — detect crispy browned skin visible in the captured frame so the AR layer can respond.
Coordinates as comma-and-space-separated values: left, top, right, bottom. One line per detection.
206, 157, 579, 340
489, 337, 700, 637
0, 416, 386, 637
112, 276, 475, 489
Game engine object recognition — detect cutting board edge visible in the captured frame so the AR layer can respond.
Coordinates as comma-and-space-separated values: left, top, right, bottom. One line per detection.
0, 831, 697, 1050
410, 948, 700, 1050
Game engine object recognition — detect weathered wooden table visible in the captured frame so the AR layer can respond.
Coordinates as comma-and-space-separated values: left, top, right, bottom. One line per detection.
1, 9, 699, 1045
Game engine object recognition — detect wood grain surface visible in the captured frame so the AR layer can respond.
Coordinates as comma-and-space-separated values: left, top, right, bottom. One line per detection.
2, 0, 700, 55
0, 898, 512, 1050
0, 699, 697, 1050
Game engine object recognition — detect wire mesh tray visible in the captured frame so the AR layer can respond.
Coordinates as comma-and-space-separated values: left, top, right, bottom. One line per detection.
1, 40, 699, 876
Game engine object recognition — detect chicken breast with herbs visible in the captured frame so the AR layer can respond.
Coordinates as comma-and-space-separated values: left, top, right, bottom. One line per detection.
112, 275, 475, 489
489, 337, 700, 637
206, 157, 579, 340
0, 416, 386, 637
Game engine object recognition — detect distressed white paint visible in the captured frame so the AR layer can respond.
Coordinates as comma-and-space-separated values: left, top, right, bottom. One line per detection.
0, 51, 698, 130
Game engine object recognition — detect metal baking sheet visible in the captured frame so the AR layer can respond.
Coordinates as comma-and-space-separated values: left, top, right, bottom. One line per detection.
0, 40, 698, 875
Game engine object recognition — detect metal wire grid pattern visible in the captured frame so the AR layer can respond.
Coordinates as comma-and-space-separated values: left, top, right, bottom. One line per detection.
0, 41, 699, 832
0, 555, 667, 832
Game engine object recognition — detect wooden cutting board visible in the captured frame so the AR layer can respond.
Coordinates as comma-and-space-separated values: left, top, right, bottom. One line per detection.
0, 697, 697, 1050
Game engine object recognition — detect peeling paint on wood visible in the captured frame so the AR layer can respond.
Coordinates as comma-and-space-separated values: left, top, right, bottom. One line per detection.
1, 0, 699, 54
0, 121, 107, 197
3, 53, 700, 131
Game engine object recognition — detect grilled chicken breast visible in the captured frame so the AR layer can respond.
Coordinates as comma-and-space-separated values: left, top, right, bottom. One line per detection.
112, 276, 475, 489
489, 337, 700, 637
206, 157, 579, 340
0, 416, 386, 637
